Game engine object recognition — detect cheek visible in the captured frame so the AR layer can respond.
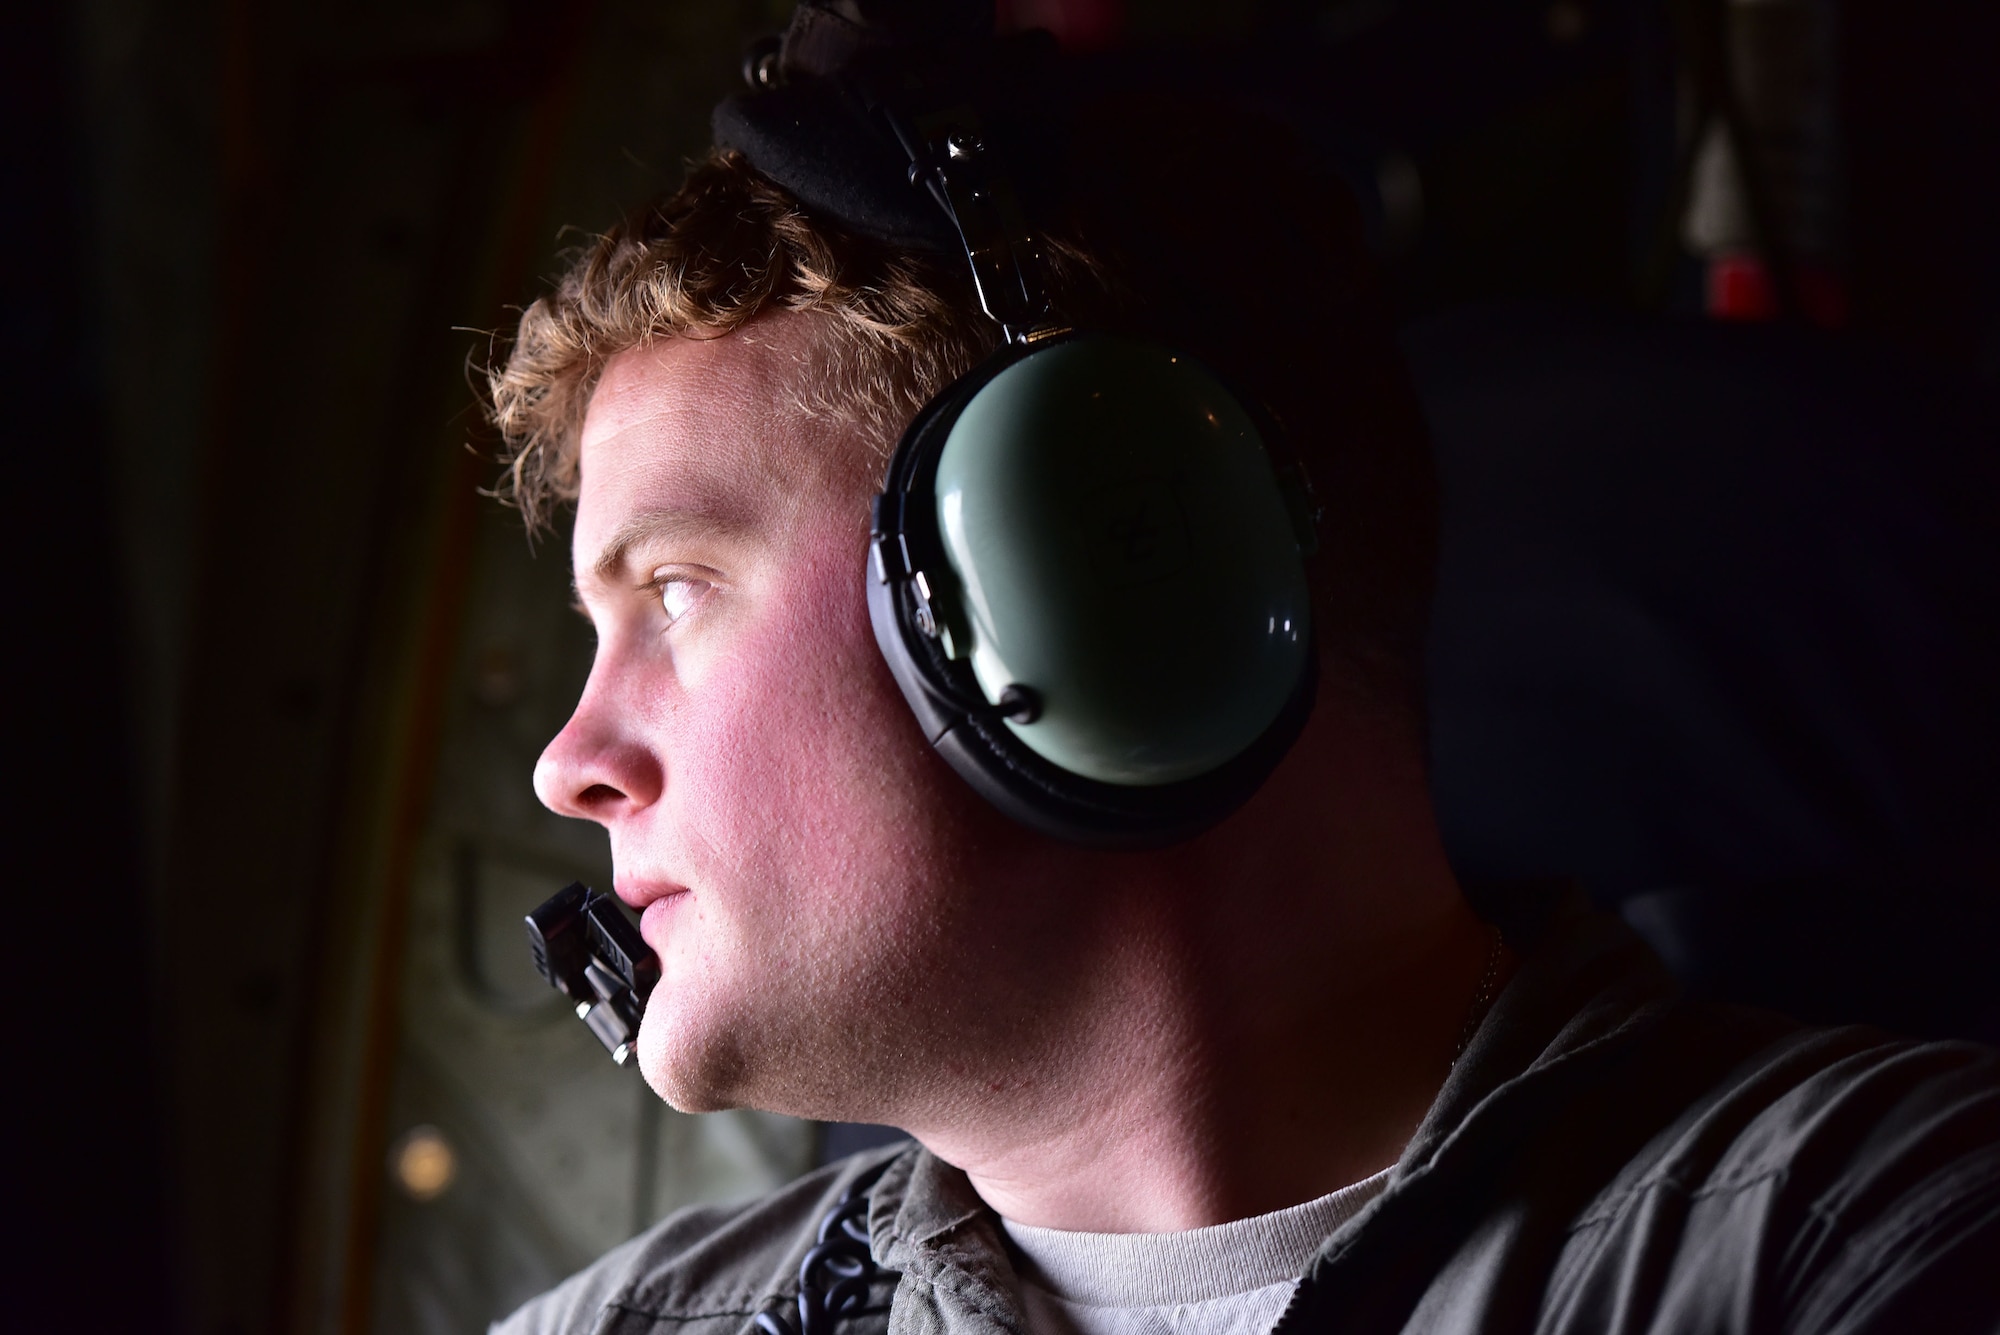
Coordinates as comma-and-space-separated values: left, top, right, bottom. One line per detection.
667, 528, 949, 897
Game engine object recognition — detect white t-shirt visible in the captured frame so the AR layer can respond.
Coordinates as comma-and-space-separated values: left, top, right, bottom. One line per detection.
999, 1168, 1395, 1335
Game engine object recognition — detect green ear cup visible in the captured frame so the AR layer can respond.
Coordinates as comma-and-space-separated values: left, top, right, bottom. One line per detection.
930, 336, 1312, 786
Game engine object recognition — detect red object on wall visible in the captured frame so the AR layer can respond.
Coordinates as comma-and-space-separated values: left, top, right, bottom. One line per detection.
1707, 253, 1851, 328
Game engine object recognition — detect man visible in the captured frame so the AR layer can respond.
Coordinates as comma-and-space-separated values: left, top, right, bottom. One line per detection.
490, 4, 2000, 1332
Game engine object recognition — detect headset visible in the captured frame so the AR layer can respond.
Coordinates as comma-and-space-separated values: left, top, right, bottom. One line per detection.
719, 3, 1324, 848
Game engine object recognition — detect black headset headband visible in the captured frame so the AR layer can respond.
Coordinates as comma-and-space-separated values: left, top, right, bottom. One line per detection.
712, 1, 1062, 258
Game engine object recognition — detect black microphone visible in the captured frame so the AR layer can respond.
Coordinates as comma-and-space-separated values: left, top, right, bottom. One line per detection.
525, 882, 660, 1067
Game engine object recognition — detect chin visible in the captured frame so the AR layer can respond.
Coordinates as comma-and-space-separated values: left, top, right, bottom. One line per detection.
635, 1001, 747, 1113
634, 985, 893, 1123
641, 1067, 732, 1115
634, 988, 821, 1117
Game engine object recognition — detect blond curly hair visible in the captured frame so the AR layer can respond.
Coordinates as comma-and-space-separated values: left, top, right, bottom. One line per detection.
487, 148, 1107, 532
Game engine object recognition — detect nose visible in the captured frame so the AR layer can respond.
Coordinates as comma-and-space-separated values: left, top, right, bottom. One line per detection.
533, 667, 665, 824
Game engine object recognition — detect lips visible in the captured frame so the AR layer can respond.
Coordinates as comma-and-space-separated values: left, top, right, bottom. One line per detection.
629, 884, 690, 956
615, 877, 688, 911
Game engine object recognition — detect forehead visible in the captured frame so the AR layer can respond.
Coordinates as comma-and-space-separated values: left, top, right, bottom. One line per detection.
573, 313, 860, 566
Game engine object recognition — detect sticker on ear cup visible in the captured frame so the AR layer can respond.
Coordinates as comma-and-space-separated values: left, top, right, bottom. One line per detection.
1084, 476, 1190, 588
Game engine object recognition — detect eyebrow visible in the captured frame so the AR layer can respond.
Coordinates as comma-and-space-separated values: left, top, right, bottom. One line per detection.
583, 505, 754, 588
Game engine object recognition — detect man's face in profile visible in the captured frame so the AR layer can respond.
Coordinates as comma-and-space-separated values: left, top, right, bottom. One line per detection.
533, 313, 1083, 1122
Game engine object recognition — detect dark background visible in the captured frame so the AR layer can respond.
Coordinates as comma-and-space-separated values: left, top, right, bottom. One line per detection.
8, 1, 1996, 1332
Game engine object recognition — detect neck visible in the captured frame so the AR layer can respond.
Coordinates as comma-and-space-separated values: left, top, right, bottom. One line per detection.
903, 705, 1503, 1232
